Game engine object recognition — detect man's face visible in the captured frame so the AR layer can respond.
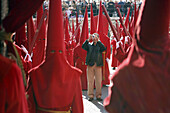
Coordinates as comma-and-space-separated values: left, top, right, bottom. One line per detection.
92, 34, 98, 43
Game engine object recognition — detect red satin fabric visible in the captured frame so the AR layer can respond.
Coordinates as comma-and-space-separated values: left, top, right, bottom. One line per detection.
0, 55, 29, 113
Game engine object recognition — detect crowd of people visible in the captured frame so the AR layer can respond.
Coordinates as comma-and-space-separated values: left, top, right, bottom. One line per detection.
0, 0, 169, 113
59, 0, 142, 18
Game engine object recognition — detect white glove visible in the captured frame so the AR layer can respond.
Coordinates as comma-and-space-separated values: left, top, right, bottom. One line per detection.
21, 45, 32, 62
116, 41, 123, 49
106, 57, 110, 63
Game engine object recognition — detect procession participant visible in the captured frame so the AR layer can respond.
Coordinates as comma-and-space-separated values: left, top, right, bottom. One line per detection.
82, 33, 106, 101
28, 0, 83, 112
104, 0, 170, 112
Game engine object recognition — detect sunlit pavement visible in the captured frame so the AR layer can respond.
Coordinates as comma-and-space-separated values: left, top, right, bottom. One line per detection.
82, 86, 109, 113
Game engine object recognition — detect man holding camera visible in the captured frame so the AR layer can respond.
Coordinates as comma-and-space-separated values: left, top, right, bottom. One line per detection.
82, 33, 106, 101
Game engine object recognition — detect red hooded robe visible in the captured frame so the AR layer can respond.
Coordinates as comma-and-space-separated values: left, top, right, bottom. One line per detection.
104, 0, 170, 112
0, 55, 29, 113
28, 0, 83, 113
73, 7, 89, 90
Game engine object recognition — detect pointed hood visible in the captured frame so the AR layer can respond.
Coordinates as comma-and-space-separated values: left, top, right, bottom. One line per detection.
136, 0, 170, 51
68, 20, 72, 32
76, 12, 79, 29
119, 14, 125, 29
2, 0, 44, 33
134, 0, 137, 27
97, 1, 103, 36
46, 0, 65, 56
80, 7, 89, 45
64, 16, 70, 42
90, 4, 96, 34
30, 0, 83, 109
75, 25, 81, 45
125, 7, 131, 28
32, 5, 46, 68
15, 24, 27, 48
72, 19, 75, 34
27, 17, 35, 53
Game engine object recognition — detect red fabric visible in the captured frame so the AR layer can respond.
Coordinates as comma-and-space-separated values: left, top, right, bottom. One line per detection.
136, 0, 170, 52
95, 2, 108, 36
0, 55, 29, 113
74, 46, 87, 90
27, 17, 36, 53
102, 59, 110, 85
75, 27, 80, 45
76, 13, 79, 28
14, 44, 32, 79
73, 7, 89, 90
15, 24, 28, 48
80, 7, 89, 45
32, 5, 46, 68
125, 8, 131, 29
115, 47, 127, 63
74, 13, 81, 45
64, 17, 71, 42
105, 45, 170, 113
134, 2, 137, 27
93, 15, 108, 36
111, 39, 117, 67
71, 38, 77, 48
119, 14, 125, 29
72, 19, 75, 34
7, 42, 32, 75
28, 0, 83, 112
100, 34, 111, 85
97, 4, 111, 85
45, 9, 49, 26
104, 0, 170, 112
3, 0, 44, 33
90, 4, 96, 34
66, 48, 74, 66
129, 17, 134, 38
68, 21, 72, 32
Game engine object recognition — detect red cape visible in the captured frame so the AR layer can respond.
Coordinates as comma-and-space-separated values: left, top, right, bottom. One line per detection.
74, 45, 87, 90
0, 55, 29, 113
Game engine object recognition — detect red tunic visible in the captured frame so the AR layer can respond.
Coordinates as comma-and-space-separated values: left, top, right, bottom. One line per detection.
0, 55, 29, 113
111, 39, 118, 67
104, 45, 170, 113
100, 34, 111, 85
27, 0, 84, 112
74, 45, 87, 90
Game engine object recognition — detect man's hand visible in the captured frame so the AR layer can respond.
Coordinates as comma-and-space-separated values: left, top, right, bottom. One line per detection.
88, 34, 93, 42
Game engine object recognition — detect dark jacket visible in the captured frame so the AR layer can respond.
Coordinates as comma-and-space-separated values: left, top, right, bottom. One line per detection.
82, 40, 106, 66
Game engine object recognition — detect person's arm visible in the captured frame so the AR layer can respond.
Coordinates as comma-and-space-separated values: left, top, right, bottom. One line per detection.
82, 40, 89, 51
97, 41, 106, 52
82, 35, 92, 51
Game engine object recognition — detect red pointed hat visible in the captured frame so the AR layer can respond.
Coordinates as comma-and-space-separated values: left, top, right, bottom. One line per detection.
32, 5, 46, 68
30, 0, 82, 109
76, 12, 79, 28
125, 7, 130, 29
136, 0, 170, 51
90, 4, 96, 34
72, 19, 75, 34
15, 24, 27, 47
80, 7, 89, 45
97, 1, 103, 36
2, 0, 44, 33
96, 1, 108, 36
27, 17, 35, 53
64, 16, 71, 42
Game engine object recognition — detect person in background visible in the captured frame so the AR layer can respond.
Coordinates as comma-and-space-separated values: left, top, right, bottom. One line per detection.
82, 33, 106, 101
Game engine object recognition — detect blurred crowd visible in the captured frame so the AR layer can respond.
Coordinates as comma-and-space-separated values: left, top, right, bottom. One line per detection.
50, 0, 143, 18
